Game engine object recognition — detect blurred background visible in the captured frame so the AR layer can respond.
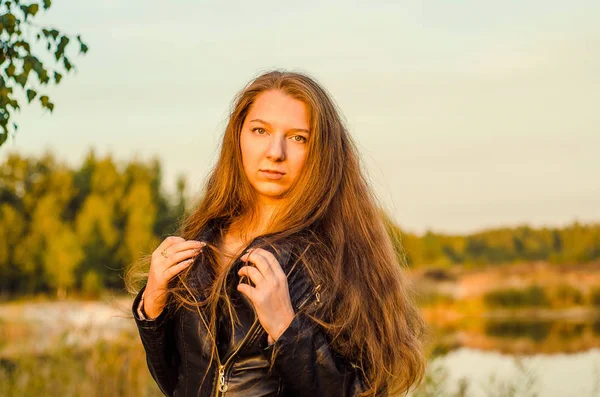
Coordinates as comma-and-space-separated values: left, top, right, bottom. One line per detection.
0, 1, 599, 396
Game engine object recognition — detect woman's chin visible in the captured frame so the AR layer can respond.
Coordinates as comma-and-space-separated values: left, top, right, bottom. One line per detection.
254, 188, 288, 201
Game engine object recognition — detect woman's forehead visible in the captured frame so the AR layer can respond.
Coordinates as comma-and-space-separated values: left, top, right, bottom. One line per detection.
245, 90, 310, 130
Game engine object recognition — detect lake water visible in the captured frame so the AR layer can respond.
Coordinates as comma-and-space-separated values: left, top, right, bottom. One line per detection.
436, 347, 600, 397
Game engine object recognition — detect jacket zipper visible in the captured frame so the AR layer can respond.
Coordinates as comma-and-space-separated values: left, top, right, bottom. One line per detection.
213, 317, 261, 396
297, 283, 322, 311
207, 234, 321, 396
211, 238, 267, 396
212, 283, 321, 396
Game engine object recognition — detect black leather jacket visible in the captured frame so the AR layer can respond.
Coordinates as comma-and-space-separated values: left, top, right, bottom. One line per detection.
132, 225, 369, 397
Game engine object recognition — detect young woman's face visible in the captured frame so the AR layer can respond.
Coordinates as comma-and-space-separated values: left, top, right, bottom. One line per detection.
240, 90, 310, 205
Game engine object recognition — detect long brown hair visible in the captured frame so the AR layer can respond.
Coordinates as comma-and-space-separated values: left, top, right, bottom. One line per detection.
126, 70, 426, 396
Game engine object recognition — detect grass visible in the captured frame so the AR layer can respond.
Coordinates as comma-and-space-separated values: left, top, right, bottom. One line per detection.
0, 329, 161, 397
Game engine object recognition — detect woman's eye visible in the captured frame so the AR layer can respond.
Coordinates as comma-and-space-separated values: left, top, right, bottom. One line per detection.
292, 135, 307, 143
251, 127, 266, 135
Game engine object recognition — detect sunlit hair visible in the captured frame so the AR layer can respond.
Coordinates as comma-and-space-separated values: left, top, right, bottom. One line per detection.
126, 70, 426, 396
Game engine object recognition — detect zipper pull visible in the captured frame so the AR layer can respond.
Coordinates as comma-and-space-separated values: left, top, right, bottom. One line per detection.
218, 365, 228, 392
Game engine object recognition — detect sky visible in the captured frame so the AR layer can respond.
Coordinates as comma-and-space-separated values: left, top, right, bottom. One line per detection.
1, 0, 598, 235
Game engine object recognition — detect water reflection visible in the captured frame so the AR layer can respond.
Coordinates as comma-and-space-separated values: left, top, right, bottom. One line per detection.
433, 347, 600, 397
430, 317, 600, 357
485, 320, 552, 342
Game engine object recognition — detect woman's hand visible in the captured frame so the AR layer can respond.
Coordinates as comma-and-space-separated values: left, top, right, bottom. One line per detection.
144, 236, 206, 318
237, 248, 295, 345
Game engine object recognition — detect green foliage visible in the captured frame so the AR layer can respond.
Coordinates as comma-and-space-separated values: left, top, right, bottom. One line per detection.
0, 151, 186, 298
484, 286, 550, 308
387, 221, 600, 268
81, 270, 103, 299
551, 284, 584, 307
0, 0, 89, 146
590, 288, 600, 307
484, 320, 552, 342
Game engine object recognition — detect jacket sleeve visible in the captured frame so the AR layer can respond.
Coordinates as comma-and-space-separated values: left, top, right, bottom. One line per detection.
132, 285, 180, 397
260, 311, 370, 397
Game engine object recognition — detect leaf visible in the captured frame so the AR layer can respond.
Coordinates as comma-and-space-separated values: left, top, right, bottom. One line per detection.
14, 73, 28, 87
54, 72, 62, 84
43, 0, 52, 9
80, 43, 89, 54
47, 102, 54, 112
39, 95, 50, 107
15, 41, 31, 53
23, 57, 33, 73
8, 99, 19, 110
1, 13, 17, 34
19, 4, 39, 20
40, 72, 50, 85
27, 89, 37, 103
32, 62, 48, 82
28, 4, 40, 16
6, 64, 15, 77
55, 36, 69, 60
63, 57, 72, 72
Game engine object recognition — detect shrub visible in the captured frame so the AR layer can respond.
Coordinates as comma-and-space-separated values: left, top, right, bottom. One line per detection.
552, 284, 584, 307
484, 286, 549, 308
590, 288, 600, 307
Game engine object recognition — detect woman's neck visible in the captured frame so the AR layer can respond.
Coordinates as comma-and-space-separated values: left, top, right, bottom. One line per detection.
229, 201, 278, 242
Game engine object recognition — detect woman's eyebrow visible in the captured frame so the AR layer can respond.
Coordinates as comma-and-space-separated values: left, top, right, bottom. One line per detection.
249, 118, 310, 134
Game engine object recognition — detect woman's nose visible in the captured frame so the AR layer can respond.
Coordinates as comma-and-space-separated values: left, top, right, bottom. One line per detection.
265, 135, 285, 161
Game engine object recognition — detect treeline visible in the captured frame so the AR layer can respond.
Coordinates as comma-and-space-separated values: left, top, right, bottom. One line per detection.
0, 152, 599, 298
0, 151, 186, 298
392, 220, 600, 268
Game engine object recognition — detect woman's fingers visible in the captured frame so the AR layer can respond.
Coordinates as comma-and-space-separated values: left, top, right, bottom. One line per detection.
149, 237, 206, 287
236, 247, 295, 343
155, 239, 205, 262
238, 265, 265, 287
163, 257, 196, 280
241, 249, 278, 280
237, 282, 257, 302
238, 248, 289, 304
164, 247, 203, 271
154, 235, 185, 257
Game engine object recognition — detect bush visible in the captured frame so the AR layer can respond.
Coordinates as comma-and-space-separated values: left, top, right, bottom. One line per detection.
552, 284, 584, 307
590, 288, 600, 307
81, 270, 103, 299
484, 286, 549, 308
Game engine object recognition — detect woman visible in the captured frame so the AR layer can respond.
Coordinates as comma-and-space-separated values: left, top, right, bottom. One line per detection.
127, 70, 426, 396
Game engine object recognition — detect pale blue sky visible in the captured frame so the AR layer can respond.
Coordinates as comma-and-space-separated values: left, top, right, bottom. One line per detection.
2, 0, 599, 234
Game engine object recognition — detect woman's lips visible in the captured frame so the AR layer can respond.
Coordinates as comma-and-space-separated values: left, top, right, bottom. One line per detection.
260, 170, 285, 180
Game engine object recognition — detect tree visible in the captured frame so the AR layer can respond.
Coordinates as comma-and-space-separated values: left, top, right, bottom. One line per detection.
0, 0, 88, 146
